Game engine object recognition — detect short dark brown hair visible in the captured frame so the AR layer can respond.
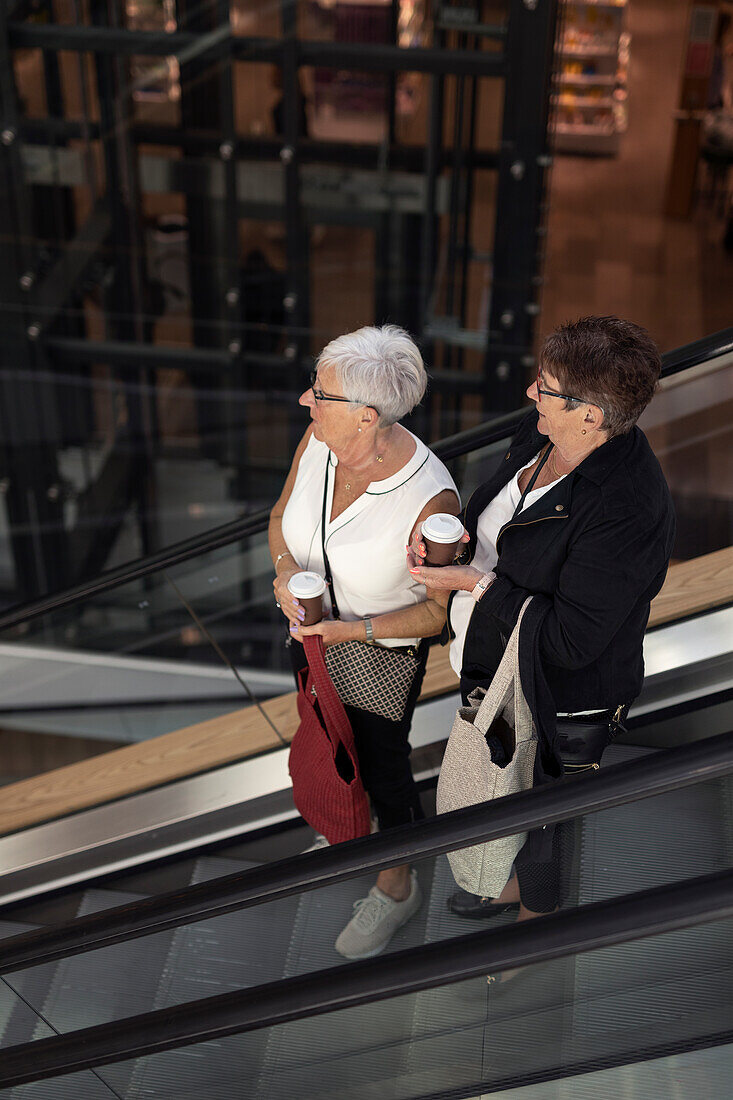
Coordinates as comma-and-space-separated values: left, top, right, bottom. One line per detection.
539, 316, 662, 437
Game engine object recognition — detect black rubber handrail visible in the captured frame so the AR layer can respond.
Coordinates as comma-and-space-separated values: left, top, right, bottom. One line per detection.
0, 507, 270, 632
1, 729, 731, 974
0, 326, 729, 634
0, 866, 731, 1088
656, 325, 733, 377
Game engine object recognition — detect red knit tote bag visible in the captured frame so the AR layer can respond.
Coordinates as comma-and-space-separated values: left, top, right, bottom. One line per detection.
289, 634, 372, 844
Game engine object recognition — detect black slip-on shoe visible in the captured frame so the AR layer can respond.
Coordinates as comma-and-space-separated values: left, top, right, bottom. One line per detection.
447, 889, 520, 920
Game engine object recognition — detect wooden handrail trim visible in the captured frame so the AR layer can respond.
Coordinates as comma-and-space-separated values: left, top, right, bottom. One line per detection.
647, 545, 733, 627
0, 545, 731, 836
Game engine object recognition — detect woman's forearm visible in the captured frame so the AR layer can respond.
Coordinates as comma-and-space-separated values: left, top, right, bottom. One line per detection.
369, 598, 446, 642
268, 513, 295, 571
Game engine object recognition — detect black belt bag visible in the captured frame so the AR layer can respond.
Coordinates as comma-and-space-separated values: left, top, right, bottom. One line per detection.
554, 705, 629, 773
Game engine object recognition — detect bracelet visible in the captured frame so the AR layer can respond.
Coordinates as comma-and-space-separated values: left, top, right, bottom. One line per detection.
363, 617, 374, 643
274, 550, 293, 568
471, 572, 496, 602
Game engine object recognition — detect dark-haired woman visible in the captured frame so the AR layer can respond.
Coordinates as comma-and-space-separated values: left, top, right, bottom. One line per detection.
410, 316, 676, 929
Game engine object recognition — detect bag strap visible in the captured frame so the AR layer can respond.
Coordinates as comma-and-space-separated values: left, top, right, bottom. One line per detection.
321, 454, 341, 620
511, 444, 554, 521
302, 633, 356, 753
473, 595, 533, 736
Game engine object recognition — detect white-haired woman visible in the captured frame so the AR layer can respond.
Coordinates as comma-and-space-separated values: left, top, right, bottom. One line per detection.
269, 325, 459, 959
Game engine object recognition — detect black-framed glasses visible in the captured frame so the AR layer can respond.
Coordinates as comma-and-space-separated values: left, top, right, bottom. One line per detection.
309, 369, 379, 415
536, 368, 605, 417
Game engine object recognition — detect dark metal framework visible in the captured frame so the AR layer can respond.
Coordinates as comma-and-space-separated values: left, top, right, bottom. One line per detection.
0, 0, 560, 602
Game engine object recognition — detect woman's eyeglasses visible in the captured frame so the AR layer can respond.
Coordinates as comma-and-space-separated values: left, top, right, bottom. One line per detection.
310, 370, 380, 415
535, 368, 605, 417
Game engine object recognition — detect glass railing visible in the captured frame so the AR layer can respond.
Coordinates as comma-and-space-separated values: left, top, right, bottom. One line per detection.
0, 356, 297, 613
1, 733, 732, 1097
638, 344, 733, 561
5, 932, 731, 1098
104, 915, 731, 1100
0, 524, 292, 788
0, 331, 730, 795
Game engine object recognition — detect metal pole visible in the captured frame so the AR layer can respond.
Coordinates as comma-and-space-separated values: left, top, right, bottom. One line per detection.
484, 0, 560, 414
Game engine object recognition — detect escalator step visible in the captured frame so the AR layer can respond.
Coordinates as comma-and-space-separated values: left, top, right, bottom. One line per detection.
572, 745, 733, 1068
256, 861, 436, 1100
6, 888, 172, 1099
129, 857, 300, 1100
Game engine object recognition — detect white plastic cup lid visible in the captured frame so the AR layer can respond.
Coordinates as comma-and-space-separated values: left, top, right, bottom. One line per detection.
421, 513, 464, 544
287, 571, 326, 598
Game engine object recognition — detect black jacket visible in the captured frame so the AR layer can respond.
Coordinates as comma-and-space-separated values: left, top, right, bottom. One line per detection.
459, 411, 676, 747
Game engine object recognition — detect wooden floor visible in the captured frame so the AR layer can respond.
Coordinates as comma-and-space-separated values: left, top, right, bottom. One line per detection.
541, 0, 733, 351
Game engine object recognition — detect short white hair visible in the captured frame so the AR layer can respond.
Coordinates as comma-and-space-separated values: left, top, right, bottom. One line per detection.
317, 325, 426, 426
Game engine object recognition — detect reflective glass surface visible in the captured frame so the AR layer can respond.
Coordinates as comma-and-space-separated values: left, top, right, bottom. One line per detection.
638, 350, 733, 560
5, 750, 732, 1074
8, 909, 729, 1099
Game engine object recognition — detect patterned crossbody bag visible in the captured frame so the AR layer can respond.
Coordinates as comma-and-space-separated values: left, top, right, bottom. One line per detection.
320, 454, 424, 723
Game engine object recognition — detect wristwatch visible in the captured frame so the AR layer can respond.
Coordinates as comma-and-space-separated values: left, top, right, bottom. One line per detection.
471, 572, 496, 602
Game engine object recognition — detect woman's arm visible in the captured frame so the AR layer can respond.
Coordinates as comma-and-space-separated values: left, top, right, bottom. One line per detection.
269, 425, 313, 623
474, 509, 673, 670
297, 488, 461, 646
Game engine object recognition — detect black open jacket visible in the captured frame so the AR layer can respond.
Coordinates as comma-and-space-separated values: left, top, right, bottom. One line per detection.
457, 410, 676, 785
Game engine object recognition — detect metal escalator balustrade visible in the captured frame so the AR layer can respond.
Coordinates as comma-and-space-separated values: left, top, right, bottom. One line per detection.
0, 735, 732, 1094
1, 730, 732, 973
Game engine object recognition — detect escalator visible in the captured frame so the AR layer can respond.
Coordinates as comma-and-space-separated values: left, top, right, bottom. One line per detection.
0, 330, 731, 1097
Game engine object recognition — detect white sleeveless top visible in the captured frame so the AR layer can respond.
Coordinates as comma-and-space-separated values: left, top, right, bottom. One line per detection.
449, 452, 567, 674
281, 431, 458, 647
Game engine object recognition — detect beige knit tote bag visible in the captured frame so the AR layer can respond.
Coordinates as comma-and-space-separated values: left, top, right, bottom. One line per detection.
436, 596, 537, 898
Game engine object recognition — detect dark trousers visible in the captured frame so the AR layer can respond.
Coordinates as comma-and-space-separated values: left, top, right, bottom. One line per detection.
514, 821, 572, 913
289, 637, 428, 830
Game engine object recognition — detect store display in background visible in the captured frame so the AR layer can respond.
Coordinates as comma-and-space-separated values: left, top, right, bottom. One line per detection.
664, 2, 724, 217
311, 0, 426, 142
554, 0, 630, 156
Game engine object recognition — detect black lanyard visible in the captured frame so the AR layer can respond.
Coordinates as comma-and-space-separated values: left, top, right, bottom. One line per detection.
321, 454, 341, 620
511, 444, 554, 521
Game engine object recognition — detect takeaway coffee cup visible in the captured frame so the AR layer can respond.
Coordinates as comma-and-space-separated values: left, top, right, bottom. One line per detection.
287, 571, 327, 625
421, 513, 465, 566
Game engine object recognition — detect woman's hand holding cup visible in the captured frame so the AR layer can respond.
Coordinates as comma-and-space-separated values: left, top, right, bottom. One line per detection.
273, 562, 304, 624
283, 571, 326, 634
407, 515, 469, 579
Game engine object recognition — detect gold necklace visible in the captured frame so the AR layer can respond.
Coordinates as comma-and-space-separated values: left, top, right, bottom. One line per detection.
343, 453, 384, 492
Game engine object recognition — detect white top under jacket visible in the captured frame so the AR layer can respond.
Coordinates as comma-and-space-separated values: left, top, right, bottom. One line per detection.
281, 430, 458, 648
449, 453, 567, 675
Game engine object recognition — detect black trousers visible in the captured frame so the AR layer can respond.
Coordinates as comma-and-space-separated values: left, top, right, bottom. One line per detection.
289, 637, 429, 831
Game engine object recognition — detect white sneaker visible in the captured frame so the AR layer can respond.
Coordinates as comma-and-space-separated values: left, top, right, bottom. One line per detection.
302, 833, 329, 853
335, 871, 422, 959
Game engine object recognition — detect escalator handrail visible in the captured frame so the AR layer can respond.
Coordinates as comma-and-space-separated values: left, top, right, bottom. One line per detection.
1, 728, 732, 974
0, 327, 730, 634
0, 865, 732, 1088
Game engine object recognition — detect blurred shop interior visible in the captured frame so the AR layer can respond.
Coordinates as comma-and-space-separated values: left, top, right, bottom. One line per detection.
0, 0, 731, 770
